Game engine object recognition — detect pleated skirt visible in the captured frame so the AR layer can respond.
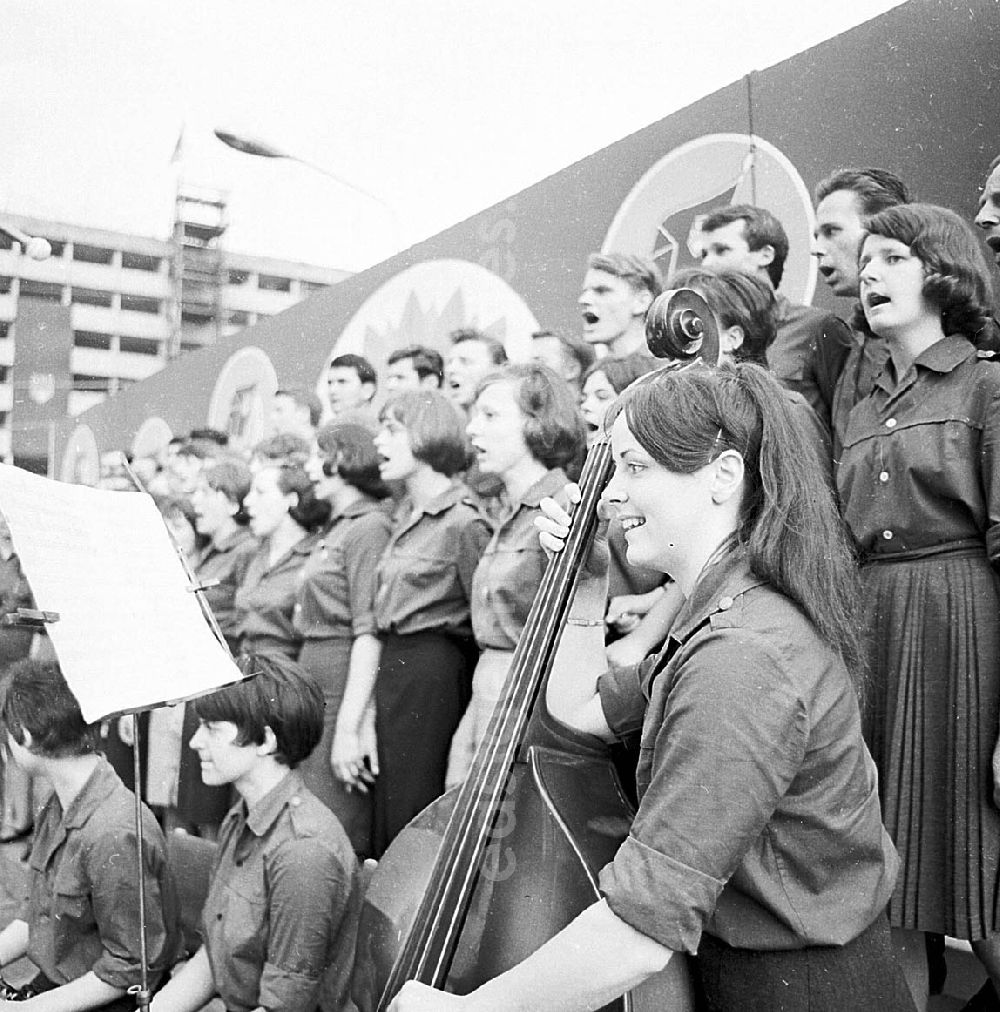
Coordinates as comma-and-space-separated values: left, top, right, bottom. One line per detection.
861, 548, 1000, 939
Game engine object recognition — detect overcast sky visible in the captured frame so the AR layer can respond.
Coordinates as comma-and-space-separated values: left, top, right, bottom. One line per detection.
0, 0, 905, 271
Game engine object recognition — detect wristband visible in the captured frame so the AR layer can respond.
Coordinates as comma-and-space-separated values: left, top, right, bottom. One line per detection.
566, 617, 604, 627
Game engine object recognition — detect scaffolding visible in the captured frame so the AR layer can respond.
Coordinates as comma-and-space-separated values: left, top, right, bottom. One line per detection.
167, 184, 229, 360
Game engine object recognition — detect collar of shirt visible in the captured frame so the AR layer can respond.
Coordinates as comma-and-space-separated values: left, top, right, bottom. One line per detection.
500, 468, 567, 517
262, 534, 316, 573
873, 332, 976, 401
668, 548, 767, 645
35, 756, 120, 862
391, 481, 471, 534
243, 771, 306, 837
331, 494, 384, 525
204, 527, 252, 560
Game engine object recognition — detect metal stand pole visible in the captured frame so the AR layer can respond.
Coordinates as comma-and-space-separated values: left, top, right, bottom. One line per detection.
128, 713, 151, 1012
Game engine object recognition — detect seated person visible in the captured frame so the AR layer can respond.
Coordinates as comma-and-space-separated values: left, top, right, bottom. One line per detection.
0, 660, 181, 1012
151, 652, 359, 1012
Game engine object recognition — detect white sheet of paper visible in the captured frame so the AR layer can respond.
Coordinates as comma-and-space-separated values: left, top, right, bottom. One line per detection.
0, 464, 243, 723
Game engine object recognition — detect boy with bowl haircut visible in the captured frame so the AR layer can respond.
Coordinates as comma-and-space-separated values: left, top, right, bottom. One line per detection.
151, 652, 358, 1012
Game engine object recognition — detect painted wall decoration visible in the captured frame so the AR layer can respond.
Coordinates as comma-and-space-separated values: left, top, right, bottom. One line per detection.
59, 424, 99, 485
313, 259, 538, 412
56, 0, 1000, 474
603, 134, 818, 306
130, 417, 173, 460
206, 346, 279, 452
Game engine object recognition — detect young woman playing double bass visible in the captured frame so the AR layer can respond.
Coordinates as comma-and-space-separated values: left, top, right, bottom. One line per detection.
389, 362, 913, 1012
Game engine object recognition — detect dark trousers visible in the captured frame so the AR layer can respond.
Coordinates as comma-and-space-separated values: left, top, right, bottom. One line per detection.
372, 630, 474, 857
695, 913, 916, 1011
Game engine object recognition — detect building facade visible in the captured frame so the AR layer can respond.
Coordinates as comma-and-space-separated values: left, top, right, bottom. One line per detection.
0, 208, 347, 461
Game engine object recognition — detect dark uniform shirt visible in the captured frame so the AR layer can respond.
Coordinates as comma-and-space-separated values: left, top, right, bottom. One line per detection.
233, 534, 318, 656
374, 482, 491, 638
195, 528, 258, 650
471, 469, 566, 651
596, 550, 897, 954
769, 294, 853, 430
830, 331, 891, 466
837, 334, 1000, 561
24, 757, 180, 989
202, 772, 358, 1012
293, 497, 392, 642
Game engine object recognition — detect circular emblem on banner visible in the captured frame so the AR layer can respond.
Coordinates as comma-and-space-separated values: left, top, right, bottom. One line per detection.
315, 258, 539, 411
603, 133, 817, 305
131, 417, 173, 460
59, 424, 100, 486
207, 346, 278, 453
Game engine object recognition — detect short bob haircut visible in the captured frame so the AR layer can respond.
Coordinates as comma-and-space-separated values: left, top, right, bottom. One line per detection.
582, 352, 660, 395
1, 660, 99, 758
474, 363, 585, 470
192, 652, 323, 768
254, 461, 330, 532
203, 459, 253, 525
852, 203, 995, 344
379, 390, 470, 477
316, 422, 389, 500
669, 267, 777, 366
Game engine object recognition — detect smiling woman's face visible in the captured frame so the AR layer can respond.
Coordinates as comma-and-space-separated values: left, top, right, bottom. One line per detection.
604, 413, 717, 578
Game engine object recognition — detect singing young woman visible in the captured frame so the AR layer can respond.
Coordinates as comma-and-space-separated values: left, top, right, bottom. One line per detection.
446, 363, 583, 786
370, 391, 490, 855
837, 203, 1000, 1010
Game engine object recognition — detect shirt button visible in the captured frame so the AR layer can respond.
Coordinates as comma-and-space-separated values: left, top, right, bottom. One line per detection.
885, 418, 897, 428
882, 530, 893, 540
717, 596, 734, 611
879, 471, 890, 483
216, 913, 223, 921
290, 796, 302, 807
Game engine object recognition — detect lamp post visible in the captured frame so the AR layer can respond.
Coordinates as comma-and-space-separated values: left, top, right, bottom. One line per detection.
213, 128, 401, 250
0, 223, 50, 261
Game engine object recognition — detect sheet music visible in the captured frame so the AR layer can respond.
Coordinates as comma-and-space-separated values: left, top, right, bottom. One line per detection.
0, 464, 243, 722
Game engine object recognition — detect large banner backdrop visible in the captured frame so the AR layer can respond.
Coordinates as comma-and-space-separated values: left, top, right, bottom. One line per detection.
57, 0, 1000, 476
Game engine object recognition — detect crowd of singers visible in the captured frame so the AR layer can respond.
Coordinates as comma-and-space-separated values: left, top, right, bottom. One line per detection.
0, 155, 998, 1012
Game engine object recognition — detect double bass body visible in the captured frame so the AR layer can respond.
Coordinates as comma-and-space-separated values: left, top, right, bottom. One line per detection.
353, 719, 695, 1010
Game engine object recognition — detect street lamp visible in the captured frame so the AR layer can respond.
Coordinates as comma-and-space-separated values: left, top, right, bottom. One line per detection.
213, 128, 401, 249
0, 223, 50, 261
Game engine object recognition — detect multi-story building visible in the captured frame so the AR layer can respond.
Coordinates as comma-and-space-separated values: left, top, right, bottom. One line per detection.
0, 198, 348, 460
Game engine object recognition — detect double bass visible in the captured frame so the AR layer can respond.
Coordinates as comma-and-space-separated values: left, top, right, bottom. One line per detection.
353, 290, 721, 1012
